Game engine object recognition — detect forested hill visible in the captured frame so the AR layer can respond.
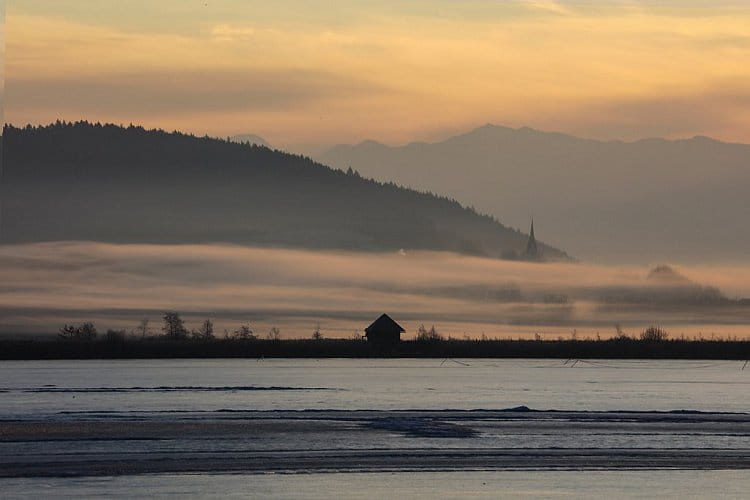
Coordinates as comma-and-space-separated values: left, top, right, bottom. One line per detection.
1, 122, 568, 260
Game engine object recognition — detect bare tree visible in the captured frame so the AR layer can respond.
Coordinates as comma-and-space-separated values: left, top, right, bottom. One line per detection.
613, 323, 630, 340
416, 324, 443, 342
192, 319, 215, 341
105, 329, 126, 343
232, 324, 256, 341
59, 325, 77, 340
59, 322, 98, 341
640, 326, 669, 342
162, 312, 188, 340
267, 327, 281, 341
312, 323, 323, 340
136, 318, 150, 339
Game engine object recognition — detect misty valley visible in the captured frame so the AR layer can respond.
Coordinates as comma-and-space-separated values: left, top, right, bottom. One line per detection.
3, 1, 750, 496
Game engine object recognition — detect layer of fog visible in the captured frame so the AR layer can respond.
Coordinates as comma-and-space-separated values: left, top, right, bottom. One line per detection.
1, 242, 749, 338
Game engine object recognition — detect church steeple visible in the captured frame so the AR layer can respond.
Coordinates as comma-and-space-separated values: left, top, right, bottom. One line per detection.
525, 218, 538, 259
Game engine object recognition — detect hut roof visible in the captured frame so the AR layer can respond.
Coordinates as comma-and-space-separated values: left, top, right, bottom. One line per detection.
365, 313, 405, 333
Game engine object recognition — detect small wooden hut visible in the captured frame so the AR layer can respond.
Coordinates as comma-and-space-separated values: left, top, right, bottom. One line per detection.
364, 313, 405, 345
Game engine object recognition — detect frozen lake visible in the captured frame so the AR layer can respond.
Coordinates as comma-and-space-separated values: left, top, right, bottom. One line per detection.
1, 359, 748, 497
1, 358, 749, 416
3, 471, 750, 499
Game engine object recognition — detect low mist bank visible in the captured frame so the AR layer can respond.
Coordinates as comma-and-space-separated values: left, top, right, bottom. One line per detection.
1, 242, 749, 339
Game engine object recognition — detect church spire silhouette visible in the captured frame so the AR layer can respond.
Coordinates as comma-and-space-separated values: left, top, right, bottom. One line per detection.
525, 218, 538, 259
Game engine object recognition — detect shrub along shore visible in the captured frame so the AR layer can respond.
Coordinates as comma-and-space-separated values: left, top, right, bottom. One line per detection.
1, 337, 748, 360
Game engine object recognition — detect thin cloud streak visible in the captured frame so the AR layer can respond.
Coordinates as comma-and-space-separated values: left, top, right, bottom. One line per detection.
8, 70, 393, 116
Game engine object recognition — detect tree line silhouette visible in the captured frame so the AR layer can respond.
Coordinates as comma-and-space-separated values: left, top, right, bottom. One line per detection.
1, 314, 745, 360
58, 312, 288, 343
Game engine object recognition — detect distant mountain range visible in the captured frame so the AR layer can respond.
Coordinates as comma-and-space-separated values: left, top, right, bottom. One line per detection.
0, 122, 568, 260
319, 125, 750, 263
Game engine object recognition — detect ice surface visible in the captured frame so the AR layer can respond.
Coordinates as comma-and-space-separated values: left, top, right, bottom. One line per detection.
1, 359, 748, 479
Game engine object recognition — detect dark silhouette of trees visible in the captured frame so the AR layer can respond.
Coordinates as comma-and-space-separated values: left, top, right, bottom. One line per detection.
312, 324, 323, 340
136, 319, 150, 339
232, 324, 256, 341
416, 324, 443, 342
641, 326, 669, 342
59, 322, 97, 341
2, 335, 749, 360
613, 324, 631, 340
105, 329, 126, 343
162, 312, 188, 340
267, 327, 281, 341
192, 319, 215, 342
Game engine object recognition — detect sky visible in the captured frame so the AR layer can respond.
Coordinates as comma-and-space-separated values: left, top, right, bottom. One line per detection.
5, 1, 750, 152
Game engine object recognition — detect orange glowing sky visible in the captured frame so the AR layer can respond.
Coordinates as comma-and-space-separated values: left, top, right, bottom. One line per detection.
4, 1, 750, 150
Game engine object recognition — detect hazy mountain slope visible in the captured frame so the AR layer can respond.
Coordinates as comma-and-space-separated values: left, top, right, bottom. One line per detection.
319, 125, 750, 263
0, 122, 568, 260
